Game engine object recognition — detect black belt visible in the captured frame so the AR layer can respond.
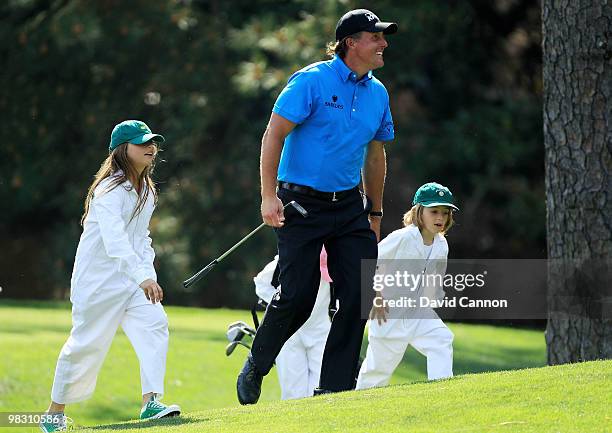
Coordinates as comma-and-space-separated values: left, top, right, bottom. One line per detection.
278, 182, 357, 202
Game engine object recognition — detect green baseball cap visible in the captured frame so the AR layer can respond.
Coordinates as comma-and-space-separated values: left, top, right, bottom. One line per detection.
412, 182, 459, 210
109, 120, 165, 152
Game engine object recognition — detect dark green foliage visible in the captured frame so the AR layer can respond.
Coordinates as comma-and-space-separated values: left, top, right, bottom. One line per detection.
0, 0, 544, 306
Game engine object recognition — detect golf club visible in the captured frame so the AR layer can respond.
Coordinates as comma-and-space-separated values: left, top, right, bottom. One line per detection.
225, 340, 252, 357
227, 326, 246, 343
183, 200, 308, 288
226, 321, 257, 342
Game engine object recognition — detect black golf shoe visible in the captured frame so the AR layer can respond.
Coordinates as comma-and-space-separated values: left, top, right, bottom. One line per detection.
237, 354, 263, 405
313, 388, 335, 396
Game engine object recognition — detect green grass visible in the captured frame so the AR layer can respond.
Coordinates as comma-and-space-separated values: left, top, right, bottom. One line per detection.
0, 300, 281, 427
1, 300, 547, 430
81, 360, 611, 433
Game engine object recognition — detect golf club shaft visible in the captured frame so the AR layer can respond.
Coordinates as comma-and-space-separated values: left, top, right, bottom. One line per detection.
182, 259, 218, 288
217, 222, 266, 262
182, 201, 299, 288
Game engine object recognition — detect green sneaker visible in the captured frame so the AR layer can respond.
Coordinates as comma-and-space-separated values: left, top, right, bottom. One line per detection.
39, 413, 68, 432
140, 395, 181, 420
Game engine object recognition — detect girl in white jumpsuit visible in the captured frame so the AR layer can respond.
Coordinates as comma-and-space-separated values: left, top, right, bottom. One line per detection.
41, 120, 179, 433
254, 249, 332, 399
357, 182, 458, 389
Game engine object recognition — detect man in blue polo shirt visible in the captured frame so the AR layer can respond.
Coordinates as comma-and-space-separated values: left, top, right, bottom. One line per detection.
237, 9, 397, 404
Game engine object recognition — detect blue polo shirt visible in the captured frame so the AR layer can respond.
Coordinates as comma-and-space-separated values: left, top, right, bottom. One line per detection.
273, 56, 394, 192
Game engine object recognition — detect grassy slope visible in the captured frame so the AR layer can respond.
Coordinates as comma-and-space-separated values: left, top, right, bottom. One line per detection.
83, 360, 611, 433
1, 301, 546, 429
0, 301, 281, 426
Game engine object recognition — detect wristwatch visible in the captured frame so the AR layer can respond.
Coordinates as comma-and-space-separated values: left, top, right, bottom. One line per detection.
369, 211, 383, 217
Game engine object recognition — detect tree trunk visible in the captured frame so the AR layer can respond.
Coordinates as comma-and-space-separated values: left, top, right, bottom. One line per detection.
542, 0, 612, 364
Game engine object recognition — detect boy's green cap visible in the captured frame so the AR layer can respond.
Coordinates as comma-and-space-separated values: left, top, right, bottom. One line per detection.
412, 182, 459, 210
109, 120, 165, 152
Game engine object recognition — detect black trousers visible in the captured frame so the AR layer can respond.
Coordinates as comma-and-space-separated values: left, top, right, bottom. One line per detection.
250, 186, 377, 391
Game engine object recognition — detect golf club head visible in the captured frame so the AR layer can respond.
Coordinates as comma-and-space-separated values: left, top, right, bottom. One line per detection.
233, 324, 256, 338
288, 200, 308, 218
226, 321, 253, 342
225, 341, 239, 356
241, 324, 257, 338
227, 327, 246, 343
225, 340, 252, 356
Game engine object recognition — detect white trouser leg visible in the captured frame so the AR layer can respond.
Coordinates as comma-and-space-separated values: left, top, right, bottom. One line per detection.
356, 319, 411, 390
275, 333, 309, 400
51, 295, 127, 404
411, 319, 454, 380
305, 330, 327, 396
121, 290, 169, 397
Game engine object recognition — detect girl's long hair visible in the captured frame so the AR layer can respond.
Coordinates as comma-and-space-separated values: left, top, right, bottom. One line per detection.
81, 143, 157, 225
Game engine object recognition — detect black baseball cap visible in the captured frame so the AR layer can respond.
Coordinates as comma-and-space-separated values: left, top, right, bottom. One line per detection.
335, 9, 398, 41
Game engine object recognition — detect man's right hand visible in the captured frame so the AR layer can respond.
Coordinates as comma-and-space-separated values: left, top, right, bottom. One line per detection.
261, 195, 285, 227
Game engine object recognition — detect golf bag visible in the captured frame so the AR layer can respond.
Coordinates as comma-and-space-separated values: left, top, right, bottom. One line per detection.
224, 263, 338, 356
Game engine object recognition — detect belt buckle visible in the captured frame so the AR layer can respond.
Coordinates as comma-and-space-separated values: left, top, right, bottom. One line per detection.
332, 191, 338, 202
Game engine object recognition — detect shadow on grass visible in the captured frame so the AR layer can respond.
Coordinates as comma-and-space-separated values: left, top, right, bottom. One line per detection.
398, 346, 544, 374
2, 324, 74, 335
387, 336, 546, 384
170, 330, 229, 343
453, 345, 546, 374
0, 299, 72, 309
85, 416, 201, 431
1, 325, 230, 344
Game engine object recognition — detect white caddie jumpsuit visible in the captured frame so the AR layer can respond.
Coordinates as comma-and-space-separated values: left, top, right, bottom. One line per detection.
51, 174, 169, 404
356, 224, 454, 389
254, 254, 331, 400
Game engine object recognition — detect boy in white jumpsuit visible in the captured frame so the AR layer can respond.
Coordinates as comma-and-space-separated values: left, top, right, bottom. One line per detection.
41, 121, 179, 432
254, 249, 332, 399
357, 182, 458, 389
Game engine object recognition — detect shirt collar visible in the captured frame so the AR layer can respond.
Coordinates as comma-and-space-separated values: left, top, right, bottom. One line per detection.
331, 56, 373, 85
112, 169, 139, 196
408, 224, 440, 251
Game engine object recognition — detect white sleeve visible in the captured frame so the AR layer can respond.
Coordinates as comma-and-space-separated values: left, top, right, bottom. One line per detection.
433, 252, 448, 301
374, 230, 404, 282
424, 246, 448, 301
254, 257, 279, 303
377, 230, 404, 260
437, 252, 448, 275
142, 229, 157, 282
437, 240, 449, 276
91, 184, 154, 286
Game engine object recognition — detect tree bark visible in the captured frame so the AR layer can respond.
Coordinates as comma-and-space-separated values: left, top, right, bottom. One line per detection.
542, 0, 612, 364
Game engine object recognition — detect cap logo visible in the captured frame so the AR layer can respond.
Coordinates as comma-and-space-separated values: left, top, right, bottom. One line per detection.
139, 124, 148, 130
438, 191, 445, 196
364, 12, 376, 21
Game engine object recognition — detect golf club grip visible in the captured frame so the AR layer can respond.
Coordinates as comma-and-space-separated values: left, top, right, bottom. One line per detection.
183, 260, 218, 288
